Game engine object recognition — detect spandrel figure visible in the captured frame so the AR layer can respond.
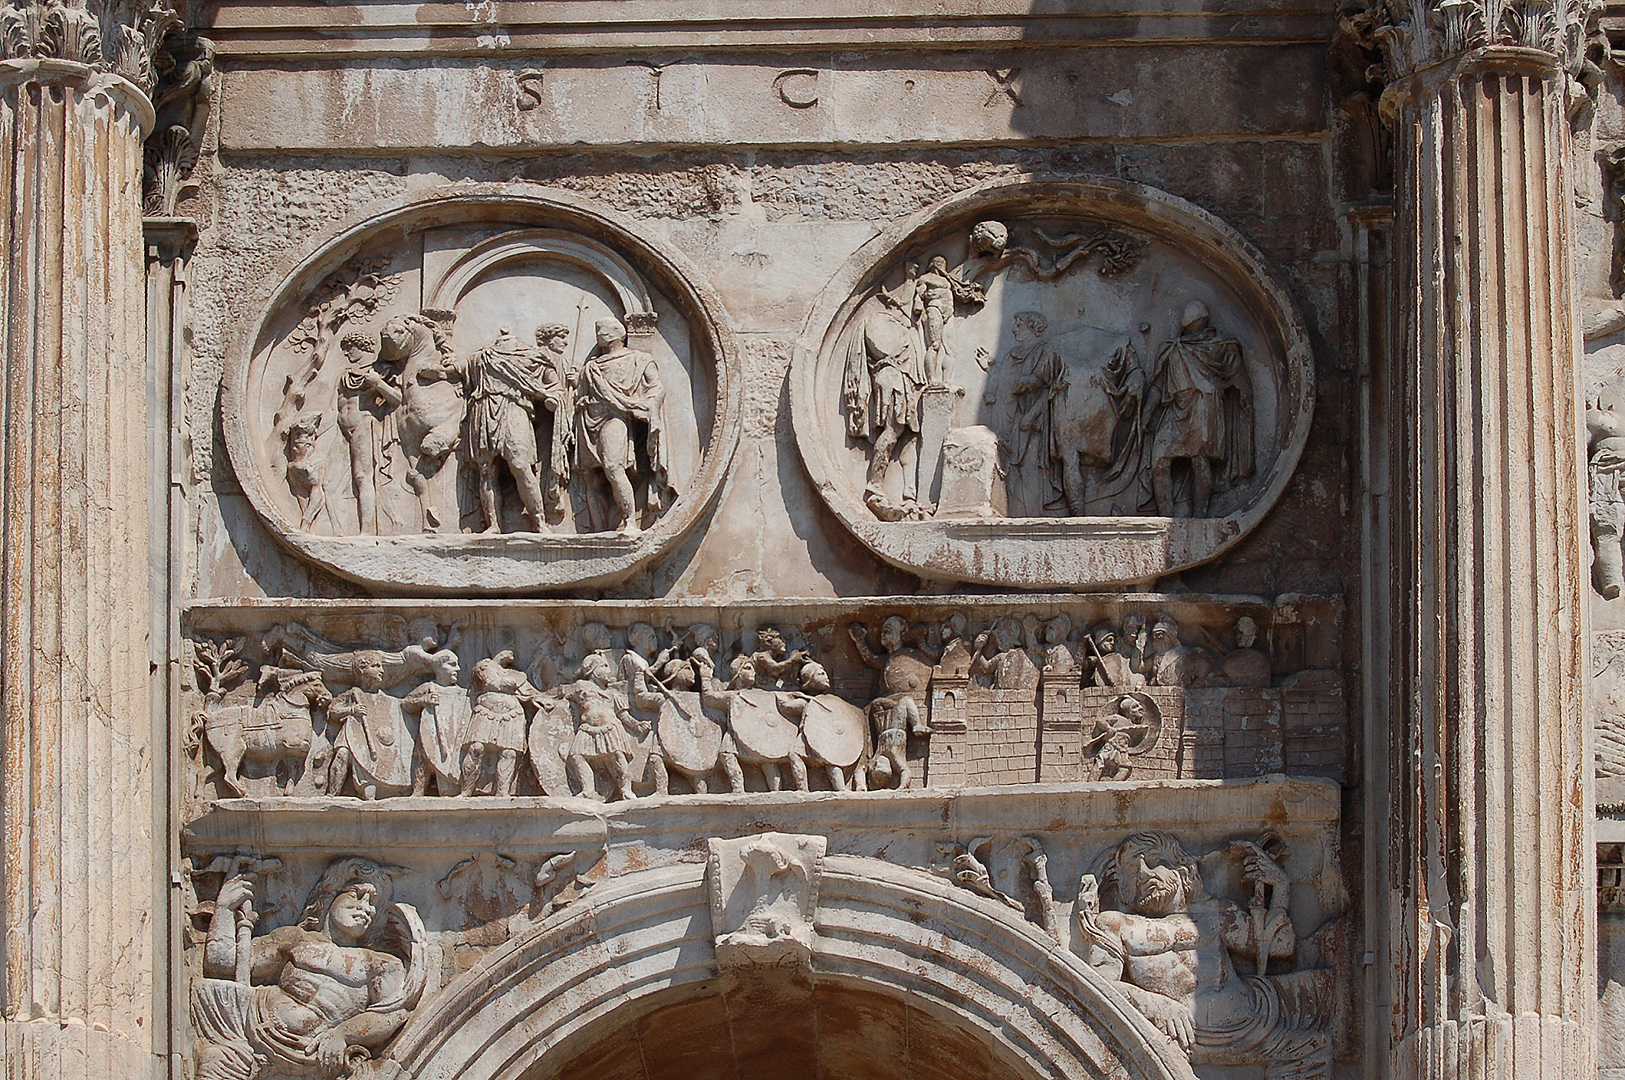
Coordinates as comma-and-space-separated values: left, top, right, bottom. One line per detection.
190, 857, 426, 1080
1074, 832, 1331, 1077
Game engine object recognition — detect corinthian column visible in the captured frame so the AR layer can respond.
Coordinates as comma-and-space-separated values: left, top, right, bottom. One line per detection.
0, 2, 175, 1076
1351, 0, 1594, 1075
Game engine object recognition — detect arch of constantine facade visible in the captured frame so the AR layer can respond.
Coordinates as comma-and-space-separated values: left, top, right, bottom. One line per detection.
0, 2, 1618, 1078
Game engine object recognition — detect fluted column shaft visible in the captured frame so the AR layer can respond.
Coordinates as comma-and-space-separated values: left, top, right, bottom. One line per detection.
0, 58, 162, 1077
1381, 49, 1592, 1079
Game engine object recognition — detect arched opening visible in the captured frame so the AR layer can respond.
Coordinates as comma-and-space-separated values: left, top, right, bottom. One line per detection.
389, 854, 1192, 1080
531, 975, 1051, 1080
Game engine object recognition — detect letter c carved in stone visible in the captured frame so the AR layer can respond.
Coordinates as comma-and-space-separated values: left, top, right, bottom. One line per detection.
773, 69, 820, 109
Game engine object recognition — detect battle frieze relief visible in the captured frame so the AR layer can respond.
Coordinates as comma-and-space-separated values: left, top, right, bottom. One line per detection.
181, 594, 1346, 809
792, 177, 1316, 588
223, 185, 741, 592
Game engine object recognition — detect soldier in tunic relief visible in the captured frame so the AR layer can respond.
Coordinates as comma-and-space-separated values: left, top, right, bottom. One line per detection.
466, 325, 554, 533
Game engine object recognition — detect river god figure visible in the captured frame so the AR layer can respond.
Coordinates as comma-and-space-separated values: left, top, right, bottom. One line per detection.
190, 856, 426, 1080
1074, 831, 1332, 1076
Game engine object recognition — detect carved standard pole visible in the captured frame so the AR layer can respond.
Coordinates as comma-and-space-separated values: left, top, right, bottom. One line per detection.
1353, 0, 1594, 1075
0, 3, 174, 1075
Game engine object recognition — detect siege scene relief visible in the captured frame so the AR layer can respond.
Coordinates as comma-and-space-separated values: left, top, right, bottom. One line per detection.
832, 214, 1276, 523
184, 595, 1344, 807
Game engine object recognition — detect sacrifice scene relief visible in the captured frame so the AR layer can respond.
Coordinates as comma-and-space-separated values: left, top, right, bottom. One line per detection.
835, 216, 1275, 523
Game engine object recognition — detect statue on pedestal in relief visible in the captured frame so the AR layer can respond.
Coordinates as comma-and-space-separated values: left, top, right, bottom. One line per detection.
843, 272, 931, 522
1074, 831, 1331, 1077
190, 857, 426, 1080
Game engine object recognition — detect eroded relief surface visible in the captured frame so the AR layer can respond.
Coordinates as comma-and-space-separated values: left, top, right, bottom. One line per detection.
224, 192, 739, 591
183, 106, 1349, 1080
791, 180, 1315, 589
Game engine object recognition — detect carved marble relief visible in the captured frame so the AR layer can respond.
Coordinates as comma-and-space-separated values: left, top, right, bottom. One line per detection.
223, 187, 740, 591
183, 595, 1345, 806
793, 178, 1315, 588
182, 802, 1346, 1080
189, 856, 426, 1080
1075, 831, 1333, 1076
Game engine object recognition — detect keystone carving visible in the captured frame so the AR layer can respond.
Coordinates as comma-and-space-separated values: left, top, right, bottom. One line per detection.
707, 833, 825, 970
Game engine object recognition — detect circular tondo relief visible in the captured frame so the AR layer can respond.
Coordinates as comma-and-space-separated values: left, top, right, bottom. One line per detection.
790, 177, 1314, 588
224, 185, 741, 593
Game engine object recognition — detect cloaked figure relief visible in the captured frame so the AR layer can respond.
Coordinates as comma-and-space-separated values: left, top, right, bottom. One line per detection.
842, 266, 932, 522
1146, 300, 1254, 518
466, 325, 564, 533
191, 857, 427, 1080
575, 316, 677, 535
1074, 831, 1332, 1077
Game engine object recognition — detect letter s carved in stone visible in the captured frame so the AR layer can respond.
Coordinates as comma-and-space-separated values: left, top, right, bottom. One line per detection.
516, 69, 545, 111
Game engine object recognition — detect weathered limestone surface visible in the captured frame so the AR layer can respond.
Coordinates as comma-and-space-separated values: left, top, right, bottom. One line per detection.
0, 6, 172, 1074
1351, 0, 1595, 1071
1, 0, 1613, 1077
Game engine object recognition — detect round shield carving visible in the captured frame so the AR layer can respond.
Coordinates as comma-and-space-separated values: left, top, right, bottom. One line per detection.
223, 184, 741, 593
800, 695, 866, 768
728, 688, 801, 761
790, 176, 1315, 588
656, 690, 725, 775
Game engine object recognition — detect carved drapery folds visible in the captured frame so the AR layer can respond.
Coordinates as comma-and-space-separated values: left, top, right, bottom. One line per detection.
188, 855, 426, 1080
223, 186, 742, 592
791, 177, 1316, 589
181, 596, 1347, 807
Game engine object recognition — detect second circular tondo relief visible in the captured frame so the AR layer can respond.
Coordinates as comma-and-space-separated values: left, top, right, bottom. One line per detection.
224, 185, 741, 593
791, 177, 1315, 588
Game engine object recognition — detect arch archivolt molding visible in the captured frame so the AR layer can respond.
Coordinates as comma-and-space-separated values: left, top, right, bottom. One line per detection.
390, 852, 1195, 1080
